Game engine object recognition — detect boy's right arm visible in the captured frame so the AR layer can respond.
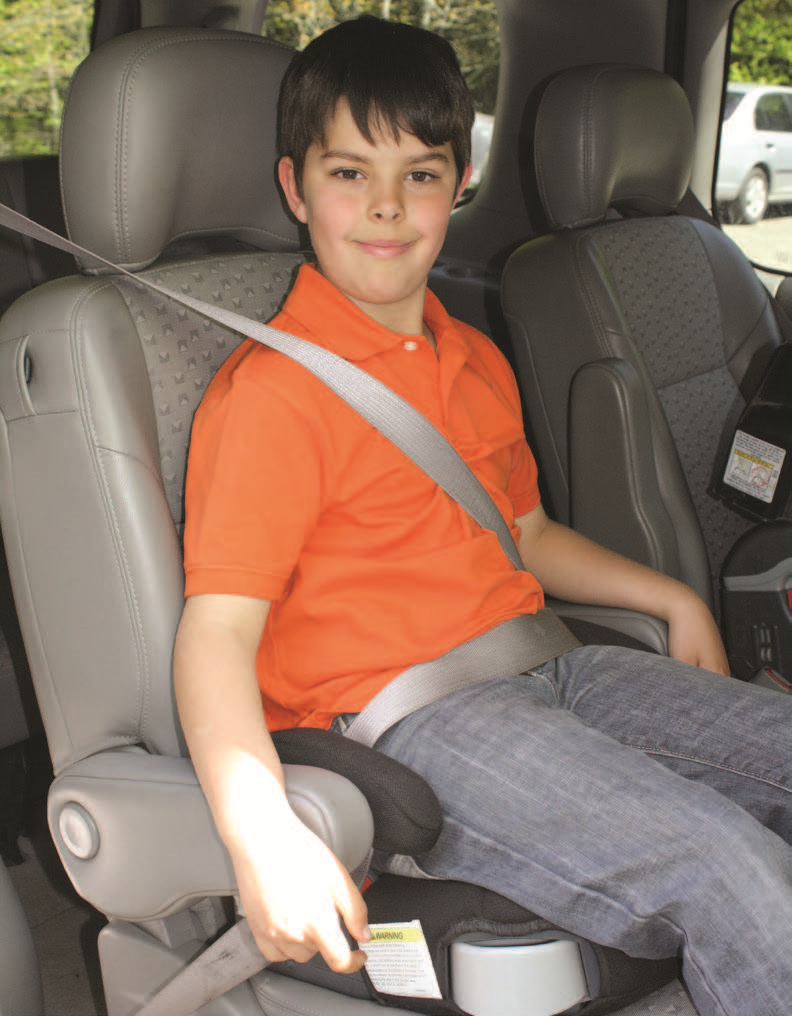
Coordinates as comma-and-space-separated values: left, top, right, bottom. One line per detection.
173, 593, 370, 972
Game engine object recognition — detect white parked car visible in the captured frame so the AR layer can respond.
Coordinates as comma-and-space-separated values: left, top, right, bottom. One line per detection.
716, 82, 792, 223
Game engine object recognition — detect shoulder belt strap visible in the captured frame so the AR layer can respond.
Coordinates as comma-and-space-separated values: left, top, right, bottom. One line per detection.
0, 202, 525, 566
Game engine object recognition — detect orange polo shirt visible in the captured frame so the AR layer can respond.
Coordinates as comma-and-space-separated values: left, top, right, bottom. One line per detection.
184, 265, 544, 730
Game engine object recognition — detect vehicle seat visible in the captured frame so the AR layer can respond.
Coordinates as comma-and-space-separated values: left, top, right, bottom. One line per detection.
502, 64, 783, 622
0, 35, 687, 1016
0, 853, 44, 1016
0, 26, 370, 1016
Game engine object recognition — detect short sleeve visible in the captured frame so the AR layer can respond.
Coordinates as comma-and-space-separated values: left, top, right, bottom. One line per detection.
183, 346, 325, 600
508, 437, 541, 518
466, 327, 542, 520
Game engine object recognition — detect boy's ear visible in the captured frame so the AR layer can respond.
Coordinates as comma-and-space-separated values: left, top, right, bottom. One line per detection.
455, 163, 473, 205
278, 157, 308, 224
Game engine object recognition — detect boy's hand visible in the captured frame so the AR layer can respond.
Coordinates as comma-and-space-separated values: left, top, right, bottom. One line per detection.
666, 590, 731, 676
515, 507, 731, 677
230, 804, 371, 972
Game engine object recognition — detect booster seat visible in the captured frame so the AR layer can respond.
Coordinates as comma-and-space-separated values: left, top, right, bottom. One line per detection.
0, 31, 689, 1016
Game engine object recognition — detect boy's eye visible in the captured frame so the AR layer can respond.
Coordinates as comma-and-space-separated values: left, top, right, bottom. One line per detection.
408, 170, 438, 183
331, 168, 363, 181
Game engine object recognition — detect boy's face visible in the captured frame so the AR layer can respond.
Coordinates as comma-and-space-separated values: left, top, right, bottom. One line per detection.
278, 101, 471, 336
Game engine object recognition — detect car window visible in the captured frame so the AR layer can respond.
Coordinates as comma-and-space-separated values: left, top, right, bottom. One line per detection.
723, 90, 744, 120
717, 0, 792, 278
0, 0, 93, 159
262, 0, 499, 192
755, 92, 792, 131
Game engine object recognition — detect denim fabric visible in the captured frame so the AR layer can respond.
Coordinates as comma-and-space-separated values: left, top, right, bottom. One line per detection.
375, 645, 792, 1016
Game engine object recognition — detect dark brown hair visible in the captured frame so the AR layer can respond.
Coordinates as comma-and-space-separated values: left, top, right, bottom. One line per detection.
277, 16, 475, 187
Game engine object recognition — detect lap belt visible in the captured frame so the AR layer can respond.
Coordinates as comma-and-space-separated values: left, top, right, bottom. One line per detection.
0, 202, 580, 1016
344, 609, 574, 746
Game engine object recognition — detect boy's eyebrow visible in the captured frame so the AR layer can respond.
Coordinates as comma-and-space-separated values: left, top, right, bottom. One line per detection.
321, 148, 451, 166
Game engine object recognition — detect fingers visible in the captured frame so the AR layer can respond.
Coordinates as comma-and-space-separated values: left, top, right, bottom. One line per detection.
230, 815, 372, 974
315, 909, 368, 974
326, 874, 370, 973
250, 906, 366, 973
335, 869, 371, 944
242, 867, 370, 973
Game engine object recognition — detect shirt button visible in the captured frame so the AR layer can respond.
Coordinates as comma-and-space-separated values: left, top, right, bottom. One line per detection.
403, 340, 419, 351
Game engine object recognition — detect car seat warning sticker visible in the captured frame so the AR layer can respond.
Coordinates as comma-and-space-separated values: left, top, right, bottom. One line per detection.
723, 429, 786, 504
361, 920, 442, 998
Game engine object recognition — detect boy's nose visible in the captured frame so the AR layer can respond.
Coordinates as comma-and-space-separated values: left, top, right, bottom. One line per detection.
372, 207, 403, 221
369, 183, 404, 222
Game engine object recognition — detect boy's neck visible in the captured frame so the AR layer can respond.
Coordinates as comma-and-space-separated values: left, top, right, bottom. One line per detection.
319, 266, 435, 348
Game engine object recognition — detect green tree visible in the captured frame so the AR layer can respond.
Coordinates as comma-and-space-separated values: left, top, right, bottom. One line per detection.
0, 0, 92, 158
730, 0, 792, 84
262, 0, 500, 113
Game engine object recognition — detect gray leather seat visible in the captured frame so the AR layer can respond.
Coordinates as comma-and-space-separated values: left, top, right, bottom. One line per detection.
0, 35, 692, 1016
0, 854, 44, 1016
0, 26, 373, 1016
502, 64, 783, 619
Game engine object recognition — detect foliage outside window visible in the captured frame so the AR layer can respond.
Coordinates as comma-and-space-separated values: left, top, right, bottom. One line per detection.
0, 0, 92, 158
729, 0, 792, 84
263, 0, 499, 116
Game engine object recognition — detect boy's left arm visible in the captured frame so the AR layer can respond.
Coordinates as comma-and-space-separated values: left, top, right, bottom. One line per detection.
516, 503, 730, 676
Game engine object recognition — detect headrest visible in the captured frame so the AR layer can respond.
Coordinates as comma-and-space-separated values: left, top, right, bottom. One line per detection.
533, 64, 695, 230
60, 27, 301, 272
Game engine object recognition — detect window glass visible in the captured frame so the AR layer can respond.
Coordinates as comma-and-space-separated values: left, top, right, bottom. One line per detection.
0, 0, 93, 159
754, 92, 792, 131
717, 0, 792, 276
262, 0, 500, 189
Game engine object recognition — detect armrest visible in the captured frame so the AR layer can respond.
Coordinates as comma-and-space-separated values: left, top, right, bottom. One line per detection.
47, 748, 374, 921
272, 727, 441, 855
550, 600, 669, 656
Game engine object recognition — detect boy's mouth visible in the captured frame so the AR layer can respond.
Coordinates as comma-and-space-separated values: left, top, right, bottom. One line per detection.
354, 239, 415, 258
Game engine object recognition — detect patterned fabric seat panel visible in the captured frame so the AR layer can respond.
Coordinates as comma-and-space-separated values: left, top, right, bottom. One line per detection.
116, 251, 309, 530
593, 218, 754, 591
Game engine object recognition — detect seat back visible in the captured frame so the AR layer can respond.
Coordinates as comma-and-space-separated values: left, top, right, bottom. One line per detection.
0, 26, 303, 775
502, 64, 783, 612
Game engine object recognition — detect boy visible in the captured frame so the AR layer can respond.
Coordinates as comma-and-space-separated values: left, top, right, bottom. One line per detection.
174, 17, 792, 1016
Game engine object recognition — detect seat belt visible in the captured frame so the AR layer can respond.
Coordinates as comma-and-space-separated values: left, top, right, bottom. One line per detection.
0, 202, 579, 1016
1, 202, 533, 561
344, 609, 573, 746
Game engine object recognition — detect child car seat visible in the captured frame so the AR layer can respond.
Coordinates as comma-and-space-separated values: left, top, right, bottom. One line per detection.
0, 35, 690, 1016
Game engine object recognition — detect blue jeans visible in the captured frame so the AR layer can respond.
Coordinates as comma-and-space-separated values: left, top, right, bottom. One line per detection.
374, 645, 792, 1016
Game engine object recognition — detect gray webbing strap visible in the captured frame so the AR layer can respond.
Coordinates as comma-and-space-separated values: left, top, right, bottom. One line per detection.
344, 609, 577, 747
131, 919, 262, 1016
0, 202, 522, 568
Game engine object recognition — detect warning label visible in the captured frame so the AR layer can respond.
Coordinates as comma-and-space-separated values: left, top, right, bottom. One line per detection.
361, 920, 442, 999
722, 430, 786, 504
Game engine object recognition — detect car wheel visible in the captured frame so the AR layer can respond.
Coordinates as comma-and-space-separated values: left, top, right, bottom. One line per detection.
733, 167, 769, 224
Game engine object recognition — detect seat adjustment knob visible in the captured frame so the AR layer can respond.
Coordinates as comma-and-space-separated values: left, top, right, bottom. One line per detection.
58, 802, 100, 860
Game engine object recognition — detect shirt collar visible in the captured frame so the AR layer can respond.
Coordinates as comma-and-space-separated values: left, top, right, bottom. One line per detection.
281, 264, 460, 362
